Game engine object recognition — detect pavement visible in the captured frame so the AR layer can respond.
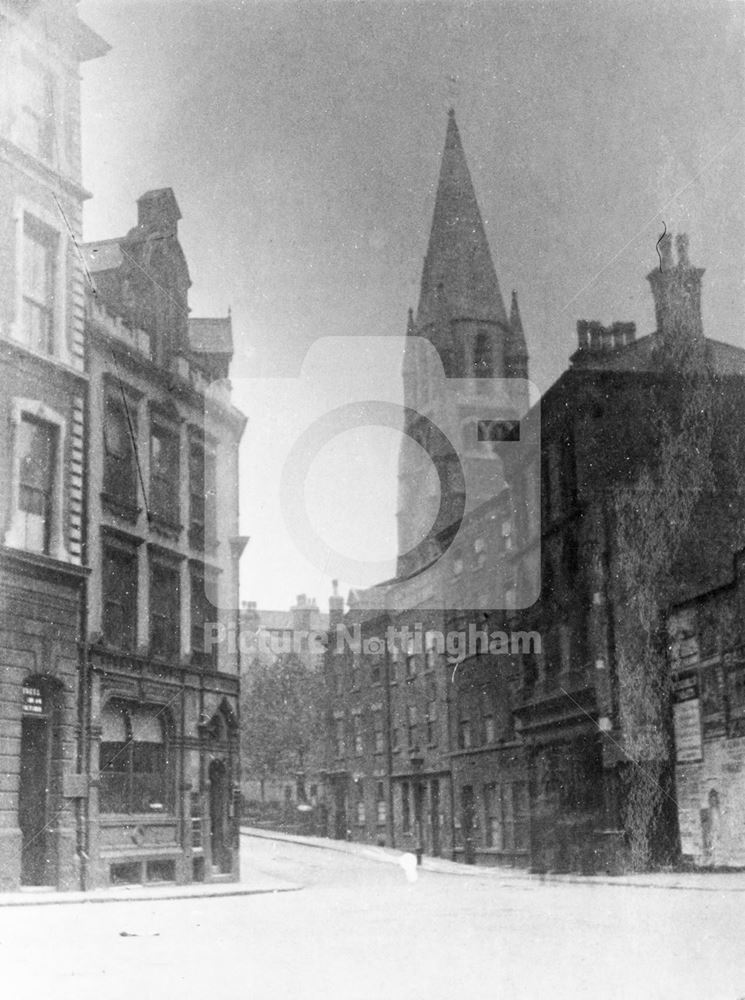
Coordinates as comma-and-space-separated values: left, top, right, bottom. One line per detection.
0, 858, 299, 907
241, 824, 745, 893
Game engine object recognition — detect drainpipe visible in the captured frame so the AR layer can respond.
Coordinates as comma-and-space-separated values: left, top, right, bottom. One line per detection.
77, 381, 91, 891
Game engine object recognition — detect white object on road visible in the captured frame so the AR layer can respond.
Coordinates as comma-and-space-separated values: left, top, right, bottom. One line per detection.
399, 853, 418, 883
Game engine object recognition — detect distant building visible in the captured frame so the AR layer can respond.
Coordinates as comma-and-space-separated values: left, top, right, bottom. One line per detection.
0, 0, 107, 891
241, 594, 329, 671
82, 189, 247, 887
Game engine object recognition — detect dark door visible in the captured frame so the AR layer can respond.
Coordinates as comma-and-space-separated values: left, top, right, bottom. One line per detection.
430, 779, 441, 857
414, 782, 425, 853
19, 716, 51, 885
334, 782, 347, 840
209, 760, 229, 873
461, 784, 475, 864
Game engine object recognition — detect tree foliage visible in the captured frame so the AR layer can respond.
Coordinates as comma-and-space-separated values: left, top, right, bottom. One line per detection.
240, 653, 325, 781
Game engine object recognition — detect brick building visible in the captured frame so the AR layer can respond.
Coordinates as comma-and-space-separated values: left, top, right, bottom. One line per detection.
81, 189, 247, 887
321, 106, 745, 873
0, 1, 107, 890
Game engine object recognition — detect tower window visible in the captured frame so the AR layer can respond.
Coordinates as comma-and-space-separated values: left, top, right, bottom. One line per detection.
473, 330, 492, 379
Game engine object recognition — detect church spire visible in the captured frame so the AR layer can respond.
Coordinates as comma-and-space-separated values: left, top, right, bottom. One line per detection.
417, 109, 508, 329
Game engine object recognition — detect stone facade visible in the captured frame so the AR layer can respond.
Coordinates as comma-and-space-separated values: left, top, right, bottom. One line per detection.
82, 190, 247, 887
0, 1, 107, 891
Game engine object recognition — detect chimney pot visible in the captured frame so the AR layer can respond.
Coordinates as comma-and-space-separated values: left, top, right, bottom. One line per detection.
676, 233, 690, 267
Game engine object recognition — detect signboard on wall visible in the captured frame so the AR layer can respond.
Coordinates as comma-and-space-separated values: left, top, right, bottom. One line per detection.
673, 675, 703, 763
22, 686, 44, 715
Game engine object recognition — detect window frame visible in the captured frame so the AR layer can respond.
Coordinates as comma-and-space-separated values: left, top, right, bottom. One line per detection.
149, 553, 182, 661
101, 534, 139, 651
99, 699, 173, 816
11, 202, 68, 362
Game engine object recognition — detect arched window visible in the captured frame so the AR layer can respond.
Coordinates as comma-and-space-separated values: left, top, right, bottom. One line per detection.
99, 701, 171, 814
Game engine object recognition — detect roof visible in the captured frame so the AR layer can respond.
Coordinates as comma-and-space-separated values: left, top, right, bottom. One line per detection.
188, 317, 233, 355
417, 110, 508, 327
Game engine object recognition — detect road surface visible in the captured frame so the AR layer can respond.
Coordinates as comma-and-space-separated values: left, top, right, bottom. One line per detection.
0, 834, 743, 1000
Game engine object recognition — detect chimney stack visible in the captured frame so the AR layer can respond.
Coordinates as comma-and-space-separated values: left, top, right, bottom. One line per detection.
328, 579, 344, 631
647, 231, 704, 342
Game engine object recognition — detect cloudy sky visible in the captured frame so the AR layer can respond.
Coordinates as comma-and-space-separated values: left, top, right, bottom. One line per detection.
78, 0, 744, 611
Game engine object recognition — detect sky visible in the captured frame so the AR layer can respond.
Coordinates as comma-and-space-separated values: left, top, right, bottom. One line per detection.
77, 0, 745, 612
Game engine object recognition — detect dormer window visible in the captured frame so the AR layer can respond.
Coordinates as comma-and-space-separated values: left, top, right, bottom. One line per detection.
473, 329, 492, 380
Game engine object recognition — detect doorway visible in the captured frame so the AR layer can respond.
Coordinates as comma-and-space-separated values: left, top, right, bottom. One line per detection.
461, 785, 475, 864
209, 759, 230, 874
333, 782, 348, 840
430, 779, 441, 857
19, 712, 51, 885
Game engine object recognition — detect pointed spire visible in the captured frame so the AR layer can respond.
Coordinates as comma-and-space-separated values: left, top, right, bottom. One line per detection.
417, 111, 508, 328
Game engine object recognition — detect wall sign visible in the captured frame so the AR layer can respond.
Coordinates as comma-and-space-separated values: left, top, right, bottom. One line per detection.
22, 686, 44, 715
673, 675, 703, 763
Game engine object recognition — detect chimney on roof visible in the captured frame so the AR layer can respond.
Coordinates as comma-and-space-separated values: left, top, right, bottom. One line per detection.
328, 579, 344, 631
137, 188, 181, 236
576, 320, 636, 354
647, 231, 704, 343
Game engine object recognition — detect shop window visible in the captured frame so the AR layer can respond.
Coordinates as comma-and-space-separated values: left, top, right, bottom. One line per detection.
103, 391, 137, 510
102, 541, 137, 651
150, 559, 180, 660
99, 701, 171, 814
150, 423, 180, 526
16, 415, 55, 554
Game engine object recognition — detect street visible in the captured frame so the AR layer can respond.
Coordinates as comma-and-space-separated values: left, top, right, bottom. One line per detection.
0, 835, 743, 1000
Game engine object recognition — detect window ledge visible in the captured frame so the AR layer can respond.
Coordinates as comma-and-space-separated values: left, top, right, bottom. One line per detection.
101, 492, 141, 523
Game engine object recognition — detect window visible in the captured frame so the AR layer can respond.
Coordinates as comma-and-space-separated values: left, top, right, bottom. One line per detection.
458, 717, 472, 750
474, 537, 487, 569
21, 215, 56, 353
484, 784, 501, 848
189, 439, 217, 549
16, 415, 55, 554
190, 565, 216, 666
351, 658, 361, 690
355, 781, 365, 825
18, 52, 54, 162
473, 329, 492, 379
150, 424, 180, 526
99, 701, 171, 814
425, 630, 440, 670
482, 689, 496, 743
401, 781, 411, 832
102, 542, 138, 651
406, 634, 417, 679
150, 560, 180, 659
376, 782, 386, 825
103, 391, 137, 509
407, 705, 418, 748
391, 726, 400, 752
371, 661, 381, 686
426, 701, 438, 745
353, 713, 363, 755
335, 718, 345, 758
373, 710, 384, 754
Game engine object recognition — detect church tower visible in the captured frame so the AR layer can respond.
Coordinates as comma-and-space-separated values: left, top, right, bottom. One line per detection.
397, 110, 529, 580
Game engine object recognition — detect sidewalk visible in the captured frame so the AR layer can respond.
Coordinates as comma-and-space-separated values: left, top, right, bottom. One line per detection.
241, 826, 745, 893
0, 865, 300, 908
